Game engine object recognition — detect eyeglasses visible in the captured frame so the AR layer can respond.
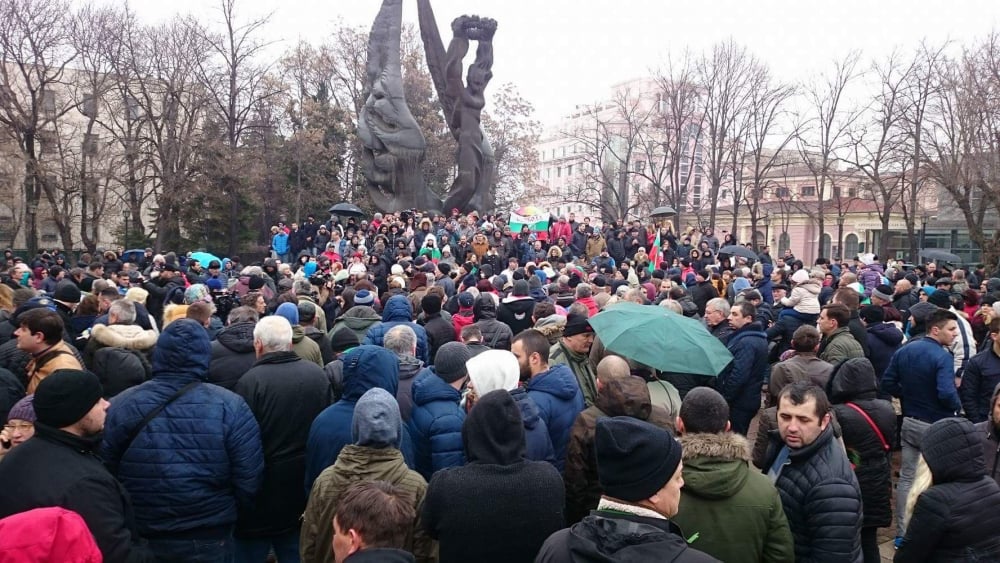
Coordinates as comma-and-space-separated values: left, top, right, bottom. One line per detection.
4, 422, 33, 432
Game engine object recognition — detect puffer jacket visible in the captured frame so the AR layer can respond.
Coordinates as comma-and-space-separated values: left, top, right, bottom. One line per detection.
818, 327, 865, 365
472, 295, 512, 350
564, 375, 674, 523
526, 363, 585, 471
82, 323, 157, 370
719, 323, 770, 414
300, 445, 433, 563
207, 321, 257, 390
974, 382, 1000, 486
0, 507, 104, 563
961, 341, 1000, 423
509, 387, 556, 465
92, 347, 151, 398
896, 417, 1000, 562
826, 357, 895, 528
364, 295, 430, 364
408, 368, 466, 480
101, 320, 265, 536
536, 511, 718, 563
328, 305, 381, 343
305, 346, 403, 493
673, 432, 794, 563
781, 278, 821, 314
761, 425, 862, 563
859, 263, 884, 297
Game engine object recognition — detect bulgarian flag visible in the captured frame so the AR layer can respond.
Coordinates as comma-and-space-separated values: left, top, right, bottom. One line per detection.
648, 231, 661, 274
509, 206, 550, 233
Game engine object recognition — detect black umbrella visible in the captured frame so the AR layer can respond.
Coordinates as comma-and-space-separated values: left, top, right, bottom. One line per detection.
328, 202, 365, 217
718, 244, 758, 260
650, 206, 677, 218
919, 249, 961, 263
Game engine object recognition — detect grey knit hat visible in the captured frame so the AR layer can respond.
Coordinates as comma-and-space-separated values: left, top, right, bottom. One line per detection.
434, 341, 473, 383
871, 284, 893, 303
351, 388, 402, 449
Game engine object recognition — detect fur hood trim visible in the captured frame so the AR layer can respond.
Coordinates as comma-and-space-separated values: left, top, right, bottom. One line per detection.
91, 323, 158, 350
678, 431, 751, 462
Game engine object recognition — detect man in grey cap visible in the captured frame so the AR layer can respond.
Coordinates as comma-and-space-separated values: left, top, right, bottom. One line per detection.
0, 369, 154, 562
408, 341, 472, 479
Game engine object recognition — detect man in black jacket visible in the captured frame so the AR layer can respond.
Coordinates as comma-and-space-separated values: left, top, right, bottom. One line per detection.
233, 316, 332, 561
208, 306, 259, 390
537, 417, 716, 563
962, 318, 1000, 423
762, 382, 862, 562
419, 294, 455, 364
0, 369, 154, 562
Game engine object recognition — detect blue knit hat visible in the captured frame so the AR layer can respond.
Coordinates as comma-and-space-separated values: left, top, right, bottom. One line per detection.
275, 302, 299, 325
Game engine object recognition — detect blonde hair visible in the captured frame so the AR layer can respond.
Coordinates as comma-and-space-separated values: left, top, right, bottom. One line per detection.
903, 455, 934, 529
0, 284, 13, 313
161, 303, 189, 330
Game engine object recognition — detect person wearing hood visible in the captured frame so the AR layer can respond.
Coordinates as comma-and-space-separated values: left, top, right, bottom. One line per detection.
450, 291, 476, 340
471, 293, 512, 350
306, 345, 409, 493
233, 316, 332, 561
466, 349, 555, 465
756, 262, 775, 305
275, 302, 323, 367
300, 389, 434, 563
826, 358, 895, 563
564, 356, 675, 524
364, 294, 430, 364
497, 279, 536, 335
208, 306, 258, 390
975, 381, 1000, 485
672, 388, 794, 563
896, 417, 1000, 561
408, 342, 471, 480
101, 319, 264, 561
538, 416, 717, 563
328, 290, 381, 343
513, 329, 586, 472
859, 305, 903, 384
422, 389, 565, 563
719, 302, 770, 435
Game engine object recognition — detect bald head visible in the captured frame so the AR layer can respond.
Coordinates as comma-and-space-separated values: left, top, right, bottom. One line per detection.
596, 355, 631, 382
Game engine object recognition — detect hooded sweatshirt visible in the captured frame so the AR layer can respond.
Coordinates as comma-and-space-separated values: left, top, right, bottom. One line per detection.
422, 390, 565, 563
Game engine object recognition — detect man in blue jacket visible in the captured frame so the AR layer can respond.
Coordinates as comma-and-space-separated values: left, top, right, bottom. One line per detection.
364, 294, 430, 364
881, 308, 961, 544
102, 319, 264, 561
720, 301, 769, 435
305, 345, 408, 492
408, 341, 471, 479
513, 329, 585, 471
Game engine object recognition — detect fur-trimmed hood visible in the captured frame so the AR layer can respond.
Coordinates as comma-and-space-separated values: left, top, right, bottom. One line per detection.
678, 431, 751, 462
677, 431, 753, 500
90, 323, 158, 351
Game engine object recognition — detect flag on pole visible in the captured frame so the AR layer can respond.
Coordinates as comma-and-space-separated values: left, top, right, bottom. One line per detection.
509, 208, 550, 233
648, 231, 661, 274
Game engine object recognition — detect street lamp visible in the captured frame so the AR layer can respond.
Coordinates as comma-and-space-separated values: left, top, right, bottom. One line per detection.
761, 215, 771, 251
836, 214, 845, 260
920, 212, 930, 262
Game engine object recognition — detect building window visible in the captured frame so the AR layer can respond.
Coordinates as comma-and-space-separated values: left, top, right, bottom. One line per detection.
562, 147, 567, 157
126, 96, 141, 120
40, 220, 58, 242
556, 167, 562, 178
847, 186, 858, 198
776, 186, 791, 198
633, 160, 645, 173
42, 91, 56, 116
844, 233, 859, 259
83, 133, 100, 156
820, 233, 832, 259
0, 214, 12, 244
800, 185, 816, 197
778, 232, 791, 254
567, 164, 573, 176
80, 94, 97, 118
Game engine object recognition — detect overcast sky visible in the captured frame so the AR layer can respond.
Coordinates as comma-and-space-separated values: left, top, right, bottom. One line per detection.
103, 0, 1000, 125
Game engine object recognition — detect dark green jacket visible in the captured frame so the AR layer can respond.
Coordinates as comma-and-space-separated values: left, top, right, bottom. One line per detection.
550, 341, 597, 407
673, 432, 794, 563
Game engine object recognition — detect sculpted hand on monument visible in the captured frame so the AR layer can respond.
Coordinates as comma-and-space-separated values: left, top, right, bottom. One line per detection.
451, 15, 473, 38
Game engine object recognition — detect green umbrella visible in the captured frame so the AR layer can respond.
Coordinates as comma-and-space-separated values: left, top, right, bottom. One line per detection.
588, 302, 733, 376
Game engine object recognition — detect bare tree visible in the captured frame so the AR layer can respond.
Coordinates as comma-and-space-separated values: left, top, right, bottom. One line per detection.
697, 40, 758, 230
191, 0, 280, 256
795, 52, 863, 259
482, 82, 541, 213
0, 0, 77, 255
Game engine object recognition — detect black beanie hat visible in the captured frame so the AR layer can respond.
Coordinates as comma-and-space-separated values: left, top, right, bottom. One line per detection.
927, 290, 952, 309
33, 369, 103, 428
330, 330, 360, 354
421, 293, 443, 315
248, 276, 266, 291
595, 416, 682, 502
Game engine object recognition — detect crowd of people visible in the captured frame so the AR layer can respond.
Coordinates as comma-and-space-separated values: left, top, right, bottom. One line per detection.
0, 207, 998, 562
